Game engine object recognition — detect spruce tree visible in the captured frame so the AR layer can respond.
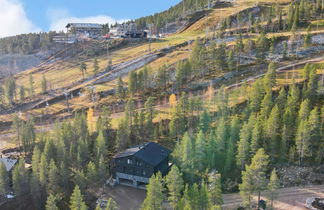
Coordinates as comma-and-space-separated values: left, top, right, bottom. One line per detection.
199, 110, 211, 133
70, 185, 88, 210
195, 130, 207, 172
141, 172, 165, 210
308, 107, 321, 159
268, 169, 280, 208
304, 25, 312, 47
264, 105, 281, 160
12, 158, 29, 196
116, 77, 125, 99
264, 63, 277, 92
227, 50, 235, 71
207, 172, 223, 206
41, 74, 47, 93
48, 159, 60, 195
296, 119, 311, 165
29, 73, 34, 96
236, 122, 251, 170
239, 149, 269, 208
93, 58, 99, 74
80, 63, 87, 80
46, 194, 60, 210
166, 165, 184, 209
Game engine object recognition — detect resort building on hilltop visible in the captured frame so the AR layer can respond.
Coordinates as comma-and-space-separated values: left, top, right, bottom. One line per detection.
110, 23, 147, 38
66, 23, 103, 38
112, 142, 170, 188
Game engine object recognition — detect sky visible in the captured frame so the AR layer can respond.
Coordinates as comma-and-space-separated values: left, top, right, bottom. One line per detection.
0, 0, 181, 38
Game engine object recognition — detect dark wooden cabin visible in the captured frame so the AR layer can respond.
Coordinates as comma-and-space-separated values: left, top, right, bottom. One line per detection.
113, 142, 170, 188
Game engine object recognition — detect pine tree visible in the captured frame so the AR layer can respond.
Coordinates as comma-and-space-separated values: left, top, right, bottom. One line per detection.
249, 79, 265, 112
308, 107, 321, 159
116, 77, 125, 99
236, 122, 251, 170
80, 63, 87, 80
268, 169, 280, 208
86, 161, 98, 184
275, 87, 287, 114
181, 132, 194, 170
287, 3, 295, 29
199, 110, 211, 133
95, 130, 106, 161
207, 172, 223, 206
46, 194, 60, 210
12, 158, 29, 196
166, 165, 184, 209
304, 25, 312, 47
87, 107, 96, 133
298, 99, 310, 123
70, 185, 88, 210
260, 91, 273, 119
264, 105, 281, 160
296, 119, 311, 165
19, 86, 25, 101
39, 153, 48, 187
93, 58, 99, 74
195, 130, 207, 172
0, 162, 8, 195
264, 63, 277, 92
141, 172, 165, 210
48, 159, 60, 195
227, 50, 235, 71
29, 73, 34, 96
256, 32, 269, 63
239, 149, 269, 208
116, 118, 130, 151
41, 74, 47, 93
250, 117, 263, 155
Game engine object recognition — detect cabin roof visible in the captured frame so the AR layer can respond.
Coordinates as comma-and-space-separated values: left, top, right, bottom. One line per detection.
0, 158, 17, 172
114, 142, 171, 167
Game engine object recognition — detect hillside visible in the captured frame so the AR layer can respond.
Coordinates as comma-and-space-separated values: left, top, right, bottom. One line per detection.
0, 0, 323, 209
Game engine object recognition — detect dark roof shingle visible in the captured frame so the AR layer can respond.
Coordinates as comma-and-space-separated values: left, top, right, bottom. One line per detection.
114, 142, 170, 167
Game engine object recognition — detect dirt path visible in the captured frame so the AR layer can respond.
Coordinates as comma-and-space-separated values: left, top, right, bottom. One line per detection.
222, 185, 324, 210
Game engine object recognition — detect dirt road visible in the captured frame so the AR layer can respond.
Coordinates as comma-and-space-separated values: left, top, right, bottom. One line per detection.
222, 185, 324, 210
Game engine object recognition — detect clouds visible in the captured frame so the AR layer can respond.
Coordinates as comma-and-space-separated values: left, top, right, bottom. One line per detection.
0, 0, 40, 38
48, 8, 129, 32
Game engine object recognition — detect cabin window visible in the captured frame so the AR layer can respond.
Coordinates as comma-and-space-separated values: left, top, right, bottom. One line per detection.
143, 170, 146, 176
127, 159, 132, 164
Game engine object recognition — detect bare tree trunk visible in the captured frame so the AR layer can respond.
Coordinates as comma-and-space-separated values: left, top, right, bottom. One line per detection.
258, 191, 261, 210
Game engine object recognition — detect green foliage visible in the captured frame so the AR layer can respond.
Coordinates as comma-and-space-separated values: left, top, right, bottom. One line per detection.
41, 74, 47, 93
70, 185, 87, 210
29, 73, 34, 96
268, 169, 280, 208
207, 172, 223, 206
141, 172, 165, 210
116, 77, 126, 99
46, 194, 60, 210
13, 158, 29, 196
239, 149, 269, 208
166, 165, 184, 209
80, 63, 87, 79
105, 198, 118, 210
93, 58, 99, 74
